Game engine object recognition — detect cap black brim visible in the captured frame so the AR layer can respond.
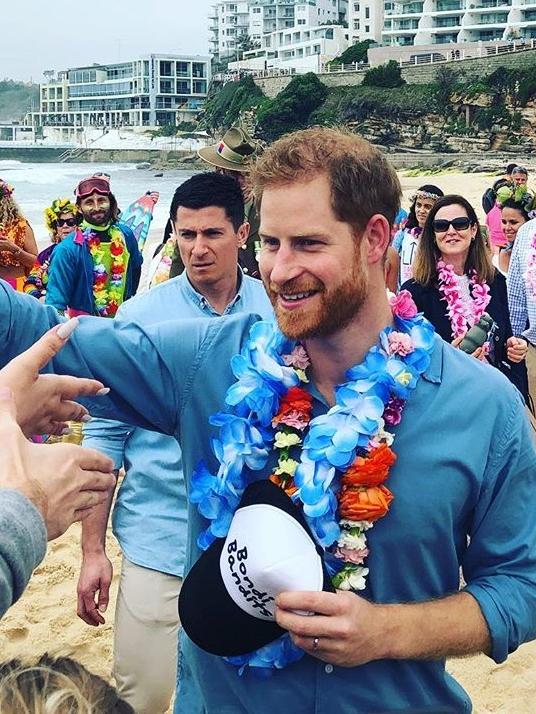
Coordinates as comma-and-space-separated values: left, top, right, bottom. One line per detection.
179, 480, 334, 657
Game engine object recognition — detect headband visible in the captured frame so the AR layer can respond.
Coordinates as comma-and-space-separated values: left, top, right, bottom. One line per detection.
411, 190, 442, 203
44, 198, 79, 233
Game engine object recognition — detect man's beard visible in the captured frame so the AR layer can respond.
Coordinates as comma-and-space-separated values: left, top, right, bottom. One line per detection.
83, 208, 111, 226
266, 259, 369, 340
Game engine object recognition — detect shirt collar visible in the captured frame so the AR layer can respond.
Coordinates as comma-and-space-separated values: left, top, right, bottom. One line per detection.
179, 268, 244, 313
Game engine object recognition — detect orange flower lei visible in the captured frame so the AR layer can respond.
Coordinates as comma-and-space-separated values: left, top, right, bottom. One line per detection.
269, 358, 398, 591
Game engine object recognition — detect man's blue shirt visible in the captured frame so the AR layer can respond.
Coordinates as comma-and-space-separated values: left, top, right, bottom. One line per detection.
1, 281, 535, 713
82, 271, 273, 577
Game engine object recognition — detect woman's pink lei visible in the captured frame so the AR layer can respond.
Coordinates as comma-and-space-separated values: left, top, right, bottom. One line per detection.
436, 260, 491, 338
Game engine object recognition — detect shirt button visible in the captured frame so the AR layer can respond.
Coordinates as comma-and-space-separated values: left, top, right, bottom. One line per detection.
324, 664, 334, 674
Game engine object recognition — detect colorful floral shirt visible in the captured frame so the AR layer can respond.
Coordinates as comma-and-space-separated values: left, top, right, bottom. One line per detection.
0, 219, 27, 267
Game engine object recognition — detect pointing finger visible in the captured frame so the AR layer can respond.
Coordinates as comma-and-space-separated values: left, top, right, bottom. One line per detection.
14, 319, 80, 374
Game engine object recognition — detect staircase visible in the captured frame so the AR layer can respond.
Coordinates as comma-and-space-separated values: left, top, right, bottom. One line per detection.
58, 146, 89, 163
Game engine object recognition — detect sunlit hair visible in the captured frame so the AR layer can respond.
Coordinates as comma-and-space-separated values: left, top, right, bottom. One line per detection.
0, 655, 133, 714
412, 194, 495, 286
0, 191, 24, 228
249, 126, 401, 234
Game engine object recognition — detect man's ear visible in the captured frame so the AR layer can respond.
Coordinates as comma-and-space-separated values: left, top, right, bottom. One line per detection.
360, 214, 391, 266
237, 222, 250, 247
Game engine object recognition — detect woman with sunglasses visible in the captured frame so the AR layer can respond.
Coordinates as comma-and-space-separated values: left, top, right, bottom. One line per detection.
0, 180, 38, 291
402, 194, 529, 403
24, 198, 80, 301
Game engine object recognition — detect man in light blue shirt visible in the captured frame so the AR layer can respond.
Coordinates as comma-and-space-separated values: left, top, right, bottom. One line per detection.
1, 128, 535, 714
78, 173, 272, 714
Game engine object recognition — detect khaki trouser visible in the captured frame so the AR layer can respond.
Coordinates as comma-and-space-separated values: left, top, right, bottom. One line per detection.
114, 558, 182, 714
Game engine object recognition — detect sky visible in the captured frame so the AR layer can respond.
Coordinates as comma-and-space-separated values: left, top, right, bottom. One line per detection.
1, 0, 214, 82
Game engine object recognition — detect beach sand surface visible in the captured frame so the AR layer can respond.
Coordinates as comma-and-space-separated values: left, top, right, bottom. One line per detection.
2, 170, 535, 713
1, 524, 534, 713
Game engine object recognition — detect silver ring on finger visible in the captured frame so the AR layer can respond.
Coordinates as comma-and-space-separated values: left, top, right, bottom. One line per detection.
312, 636, 320, 651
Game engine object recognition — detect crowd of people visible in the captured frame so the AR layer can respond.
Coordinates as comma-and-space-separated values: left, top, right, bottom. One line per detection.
0, 128, 535, 714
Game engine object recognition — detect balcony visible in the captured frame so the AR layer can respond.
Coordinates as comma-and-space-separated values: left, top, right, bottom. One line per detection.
436, 0, 464, 10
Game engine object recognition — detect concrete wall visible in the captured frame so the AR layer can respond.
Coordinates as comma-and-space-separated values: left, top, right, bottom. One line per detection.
254, 47, 536, 98
0, 147, 197, 163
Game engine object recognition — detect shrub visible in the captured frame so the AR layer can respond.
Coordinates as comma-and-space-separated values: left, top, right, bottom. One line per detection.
256, 73, 328, 141
201, 76, 264, 131
362, 61, 405, 89
328, 40, 372, 67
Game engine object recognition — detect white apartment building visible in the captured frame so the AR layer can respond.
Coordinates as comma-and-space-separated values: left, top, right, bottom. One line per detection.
249, 0, 297, 45
29, 55, 211, 131
211, 0, 348, 60
383, 0, 536, 47
229, 23, 351, 71
348, 1, 385, 44
210, 1, 251, 59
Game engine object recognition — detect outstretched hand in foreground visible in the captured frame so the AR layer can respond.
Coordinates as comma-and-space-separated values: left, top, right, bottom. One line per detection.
0, 318, 109, 436
0, 387, 115, 540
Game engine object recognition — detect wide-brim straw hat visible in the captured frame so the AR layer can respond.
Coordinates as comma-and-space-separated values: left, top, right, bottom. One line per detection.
198, 127, 258, 173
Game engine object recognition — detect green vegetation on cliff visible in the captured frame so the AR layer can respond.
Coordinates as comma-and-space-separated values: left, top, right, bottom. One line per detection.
328, 40, 372, 67
0, 80, 39, 122
256, 73, 328, 141
200, 76, 264, 131
362, 61, 405, 89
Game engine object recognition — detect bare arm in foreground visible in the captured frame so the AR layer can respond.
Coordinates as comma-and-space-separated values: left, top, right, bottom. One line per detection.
276, 589, 490, 667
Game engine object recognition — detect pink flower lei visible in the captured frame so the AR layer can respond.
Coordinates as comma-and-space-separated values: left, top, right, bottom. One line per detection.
436, 260, 491, 338
524, 231, 536, 300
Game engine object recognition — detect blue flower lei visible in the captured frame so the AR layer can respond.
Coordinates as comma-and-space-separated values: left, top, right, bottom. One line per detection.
190, 299, 436, 675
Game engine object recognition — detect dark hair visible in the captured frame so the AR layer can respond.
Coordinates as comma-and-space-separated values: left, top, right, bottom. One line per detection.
169, 172, 244, 231
506, 163, 518, 175
413, 194, 495, 286
405, 184, 444, 230
76, 192, 120, 223
512, 166, 528, 177
501, 197, 530, 222
492, 177, 510, 193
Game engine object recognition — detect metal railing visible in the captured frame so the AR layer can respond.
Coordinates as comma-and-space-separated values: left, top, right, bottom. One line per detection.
222, 37, 536, 82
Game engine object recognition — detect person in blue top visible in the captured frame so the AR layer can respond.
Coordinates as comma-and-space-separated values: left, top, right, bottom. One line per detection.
1, 127, 535, 714
77, 173, 272, 714
45, 174, 142, 317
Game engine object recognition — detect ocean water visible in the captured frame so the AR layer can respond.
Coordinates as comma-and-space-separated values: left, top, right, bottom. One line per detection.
0, 160, 198, 250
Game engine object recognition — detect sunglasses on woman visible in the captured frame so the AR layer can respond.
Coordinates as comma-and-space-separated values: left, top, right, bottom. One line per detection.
432, 217, 472, 233
56, 218, 77, 227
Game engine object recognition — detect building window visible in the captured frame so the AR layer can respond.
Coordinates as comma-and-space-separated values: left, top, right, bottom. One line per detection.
192, 80, 207, 94
160, 79, 173, 94
177, 80, 191, 94
160, 61, 173, 77
192, 62, 206, 78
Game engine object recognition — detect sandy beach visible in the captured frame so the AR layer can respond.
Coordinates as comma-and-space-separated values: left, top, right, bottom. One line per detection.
1, 169, 535, 713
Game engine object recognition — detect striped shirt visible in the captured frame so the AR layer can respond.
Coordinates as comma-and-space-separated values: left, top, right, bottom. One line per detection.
507, 217, 536, 346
